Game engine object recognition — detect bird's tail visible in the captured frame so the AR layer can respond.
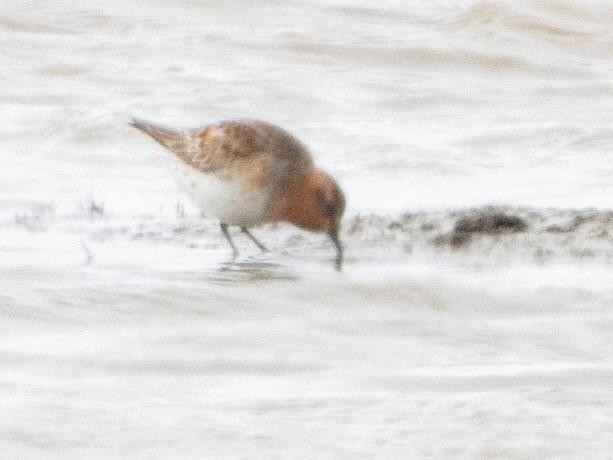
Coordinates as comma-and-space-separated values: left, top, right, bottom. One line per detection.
129, 118, 198, 161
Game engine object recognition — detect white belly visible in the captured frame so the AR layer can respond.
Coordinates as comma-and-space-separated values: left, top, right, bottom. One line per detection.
168, 158, 270, 227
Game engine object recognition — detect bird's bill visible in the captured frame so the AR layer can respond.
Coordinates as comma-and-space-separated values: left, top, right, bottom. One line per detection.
328, 226, 343, 271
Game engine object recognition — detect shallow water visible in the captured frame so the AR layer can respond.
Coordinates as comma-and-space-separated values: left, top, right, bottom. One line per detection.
2, 0, 613, 458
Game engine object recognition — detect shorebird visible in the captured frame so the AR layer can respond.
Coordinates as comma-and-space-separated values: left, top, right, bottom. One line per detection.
130, 118, 346, 269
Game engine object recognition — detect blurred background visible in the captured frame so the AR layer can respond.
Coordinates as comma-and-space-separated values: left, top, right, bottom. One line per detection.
2, 0, 613, 458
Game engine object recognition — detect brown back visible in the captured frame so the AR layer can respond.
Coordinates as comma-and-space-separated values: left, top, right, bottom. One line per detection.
130, 118, 315, 190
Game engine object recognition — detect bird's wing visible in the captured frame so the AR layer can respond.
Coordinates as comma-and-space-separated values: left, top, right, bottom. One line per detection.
130, 118, 314, 181
129, 118, 217, 170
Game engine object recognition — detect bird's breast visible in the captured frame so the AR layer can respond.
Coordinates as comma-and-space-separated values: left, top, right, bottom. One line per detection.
168, 157, 271, 227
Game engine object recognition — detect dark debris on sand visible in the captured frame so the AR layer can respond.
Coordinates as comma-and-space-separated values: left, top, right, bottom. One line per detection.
6, 202, 613, 265
346, 206, 613, 262
436, 211, 529, 248
454, 212, 528, 234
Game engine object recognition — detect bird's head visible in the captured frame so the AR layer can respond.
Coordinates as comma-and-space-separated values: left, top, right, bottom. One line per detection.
277, 168, 346, 270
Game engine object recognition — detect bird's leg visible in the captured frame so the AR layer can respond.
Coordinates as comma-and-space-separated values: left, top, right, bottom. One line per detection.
241, 227, 269, 252
220, 222, 239, 258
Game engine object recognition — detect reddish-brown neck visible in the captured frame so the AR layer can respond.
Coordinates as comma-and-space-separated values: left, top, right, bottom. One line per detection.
273, 169, 332, 232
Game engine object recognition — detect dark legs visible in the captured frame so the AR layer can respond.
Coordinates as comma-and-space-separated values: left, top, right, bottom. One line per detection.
241, 227, 269, 252
220, 222, 239, 258
219, 223, 269, 257
221, 222, 342, 270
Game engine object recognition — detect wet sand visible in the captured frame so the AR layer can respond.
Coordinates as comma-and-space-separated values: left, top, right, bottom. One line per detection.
3, 205, 613, 458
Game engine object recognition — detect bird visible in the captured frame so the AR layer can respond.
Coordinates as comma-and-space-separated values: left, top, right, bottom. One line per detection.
129, 118, 346, 269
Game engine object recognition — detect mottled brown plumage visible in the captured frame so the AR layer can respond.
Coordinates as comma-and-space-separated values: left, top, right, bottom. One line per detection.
130, 118, 313, 183
130, 118, 346, 269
